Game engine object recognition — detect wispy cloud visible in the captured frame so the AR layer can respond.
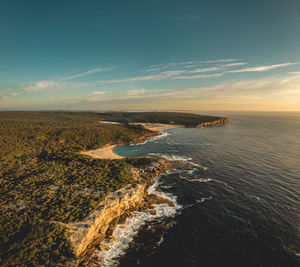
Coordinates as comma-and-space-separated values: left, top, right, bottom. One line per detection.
13, 60, 299, 102
71, 72, 300, 105
145, 67, 163, 72
95, 61, 248, 83
227, 63, 295, 73
91, 91, 106, 95
160, 70, 186, 76
20, 67, 114, 92
0, 91, 20, 101
146, 59, 238, 72
23, 80, 58, 91
64, 61, 294, 84
95, 71, 184, 84
22, 80, 88, 91
146, 61, 196, 72
95, 71, 220, 84
289, 71, 300, 75
180, 63, 246, 74
201, 59, 238, 63
222, 62, 247, 67
21, 60, 232, 89
172, 73, 224, 80
186, 67, 222, 73
126, 88, 146, 96
62, 67, 114, 81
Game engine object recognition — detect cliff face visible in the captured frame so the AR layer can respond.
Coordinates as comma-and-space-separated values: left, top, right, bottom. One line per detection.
63, 117, 228, 264
68, 183, 147, 262
197, 118, 229, 128
66, 159, 172, 264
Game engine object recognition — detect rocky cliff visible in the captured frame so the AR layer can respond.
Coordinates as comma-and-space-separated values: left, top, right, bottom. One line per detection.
65, 139, 213, 265
197, 118, 229, 127
66, 158, 173, 265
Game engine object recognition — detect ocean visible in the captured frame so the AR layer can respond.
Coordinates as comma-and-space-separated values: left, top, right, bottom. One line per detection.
103, 112, 300, 266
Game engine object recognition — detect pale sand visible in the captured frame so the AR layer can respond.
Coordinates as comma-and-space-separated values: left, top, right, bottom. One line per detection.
81, 145, 123, 159
131, 122, 183, 131
82, 123, 182, 159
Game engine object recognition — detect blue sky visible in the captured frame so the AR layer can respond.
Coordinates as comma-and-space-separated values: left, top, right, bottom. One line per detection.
0, 0, 300, 111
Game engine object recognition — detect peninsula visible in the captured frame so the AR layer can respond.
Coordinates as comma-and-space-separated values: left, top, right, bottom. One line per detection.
0, 111, 228, 266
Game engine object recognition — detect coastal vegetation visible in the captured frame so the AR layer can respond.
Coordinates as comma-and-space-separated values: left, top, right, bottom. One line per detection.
98, 111, 227, 127
0, 112, 154, 266
0, 111, 226, 266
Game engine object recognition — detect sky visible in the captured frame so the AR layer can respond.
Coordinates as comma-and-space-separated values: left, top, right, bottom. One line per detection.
0, 0, 300, 112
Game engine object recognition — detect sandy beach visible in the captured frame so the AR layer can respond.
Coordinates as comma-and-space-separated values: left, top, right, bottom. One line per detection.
132, 122, 183, 131
81, 145, 123, 159
82, 123, 182, 159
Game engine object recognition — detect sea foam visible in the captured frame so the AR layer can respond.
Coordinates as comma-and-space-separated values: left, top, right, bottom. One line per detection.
148, 152, 192, 161
178, 174, 234, 190
94, 177, 182, 267
131, 132, 170, 146
196, 196, 213, 203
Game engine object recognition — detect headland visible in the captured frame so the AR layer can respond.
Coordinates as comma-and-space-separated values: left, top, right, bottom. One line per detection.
0, 111, 228, 266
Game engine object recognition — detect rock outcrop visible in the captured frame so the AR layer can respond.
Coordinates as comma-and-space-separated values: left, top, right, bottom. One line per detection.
197, 118, 229, 128
66, 158, 172, 265
66, 151, 208, 265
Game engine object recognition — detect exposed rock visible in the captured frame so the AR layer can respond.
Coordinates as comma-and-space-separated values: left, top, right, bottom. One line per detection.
66, 159, 172, 265
197, 118, 229, 128
66, 156, 206, 265
99, 243, 108, 251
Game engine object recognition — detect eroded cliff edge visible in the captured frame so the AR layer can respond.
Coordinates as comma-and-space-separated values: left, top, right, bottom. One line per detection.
64, 119, 228, 265
0, 111, 229, 266
197, 118, 229, 127
66, 158, 178, 265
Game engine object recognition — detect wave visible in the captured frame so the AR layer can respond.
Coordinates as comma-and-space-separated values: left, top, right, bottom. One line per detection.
179, 175, 234, 190
190, 162, 208, 170
148, 153, 192, 161
148, 153, 208, 172
179, 175, 213, 183
131, 132, 170, 146
196, 196, 213, 203
160, 185, 173, 189
213, 180, 234, 190
245, 193, 261, 200
94, 177, 182, 266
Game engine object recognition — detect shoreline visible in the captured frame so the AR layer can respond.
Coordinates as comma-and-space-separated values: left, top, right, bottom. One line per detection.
1, 112, 229, 266
81, 144, 123, 159
73, 119, 226, 265
81, 123, 181, 160
70, 158, 196, 266
68, 158, 176, 265
80, 119, 228, 160
131, 122, 183, 131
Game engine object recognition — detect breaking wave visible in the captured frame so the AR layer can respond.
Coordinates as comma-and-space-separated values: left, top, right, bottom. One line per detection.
196, 196, 213, 203
178, 175, 233, 190
94, 177, 182, 267
131, 132, 170, 146
148, 152, 192, 161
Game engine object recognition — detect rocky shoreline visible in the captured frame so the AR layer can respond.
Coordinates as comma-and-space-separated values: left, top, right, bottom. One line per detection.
66, 158, 196, 266
66, 119, 227, 265
197, 118, 229, 127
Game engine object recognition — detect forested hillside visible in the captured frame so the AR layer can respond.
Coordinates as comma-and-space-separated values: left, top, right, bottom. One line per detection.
98, 111, 226, 127
0, 112, 154, 266
0, 111, 224, 265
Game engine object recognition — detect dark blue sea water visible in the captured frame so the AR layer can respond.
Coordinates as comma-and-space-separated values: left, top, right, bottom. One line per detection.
114, 112, 300, 267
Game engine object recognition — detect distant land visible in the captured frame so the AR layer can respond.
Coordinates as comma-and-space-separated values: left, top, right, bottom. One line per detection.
0, 111, 228, 266
98, 111, 228, 128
